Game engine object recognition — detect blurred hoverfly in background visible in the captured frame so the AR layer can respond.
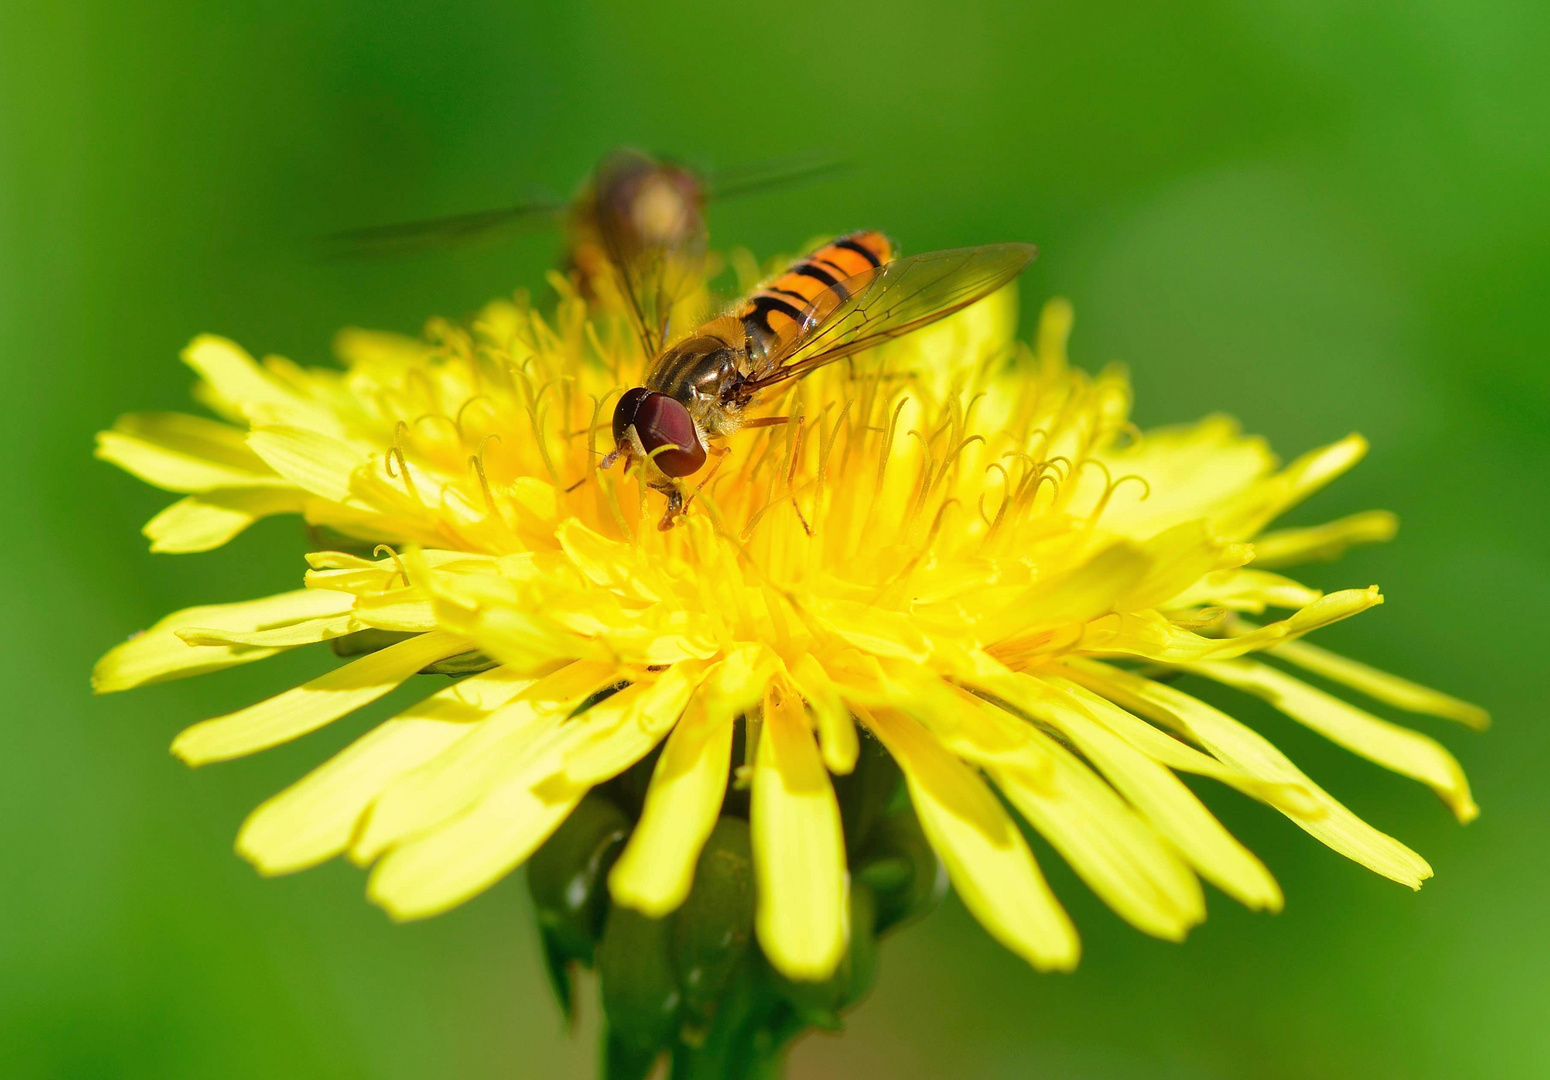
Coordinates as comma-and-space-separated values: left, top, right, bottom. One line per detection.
324, 148, 843, 354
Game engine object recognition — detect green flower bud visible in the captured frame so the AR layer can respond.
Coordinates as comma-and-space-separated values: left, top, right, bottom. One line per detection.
671, 817, 757, 1021
329, 628, 413, 658
597, 907, 681, 1074
832, 734, 903, 856
527, 793, 632, 1017
598, 735, 661, 819
328, 628, 497, 675
603, 1032, 660, 1080
855, 804, 946, 936
843, 883, 881, 1008
419, 649, 499, 676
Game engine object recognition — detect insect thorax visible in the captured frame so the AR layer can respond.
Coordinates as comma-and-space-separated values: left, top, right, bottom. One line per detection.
646, 318, 751, 421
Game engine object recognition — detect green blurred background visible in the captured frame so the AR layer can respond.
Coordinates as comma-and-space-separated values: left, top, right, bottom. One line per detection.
4, 0, 1547, 1076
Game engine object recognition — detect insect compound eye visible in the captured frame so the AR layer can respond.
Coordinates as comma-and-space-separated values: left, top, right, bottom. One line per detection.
612, 388, 706, 478
612, 387, 653, 447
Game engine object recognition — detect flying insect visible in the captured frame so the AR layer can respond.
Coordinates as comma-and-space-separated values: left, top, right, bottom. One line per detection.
325, 148, 840, 353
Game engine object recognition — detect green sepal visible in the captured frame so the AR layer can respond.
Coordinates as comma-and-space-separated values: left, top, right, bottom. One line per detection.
667, 954, 790, 1080
603, 1033, 661, 1080
536, 923, 575, 1024
527, 794, 631, 979
832, 734, 902, 857
419, 650, 499, 676
329, 628, 413, 658
671, 817, 756, 1021
598, 907, 682, 1061
856, 803, 945, 936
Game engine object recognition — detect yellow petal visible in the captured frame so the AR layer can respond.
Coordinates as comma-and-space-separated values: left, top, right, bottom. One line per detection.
177, 611, 358, 647
367, 761, 583, 921
1036, 295, 1074, 368
608, 693, 734, 916
1083, 587, 1382, 663
239, 718, 472, 873
369, 677, 685, 918
818, 599, 931, 661
416, 559, 614, 671
1190, 659, 1477, 822
93, 588, 356, 693
1065, 659, 1433, 889
1010, 674, 1282, 911
347, 594, 440, 634
752, 682, 848, 981
170, 631, 470, 765
237, 668, 533, 874
1267, 636, 1489, 730
96, 417, 287, 494
1044, 672, 1320, 815
863, 707, 1079, 971
789, 653, 858, 774
351, 660, 617, 863
1250, 510, 1399, 569
333, 326, 432, 372
507, 476, 560, 528
1116, 520, 1250, 613
1076, 415, 1276, 537
144, 488, 306, 552
247, 425, 361, 502
560, 665, 704, 786
1163, 568, 1323, 614
555, 518, 662, 603
1272, 434, 1369, 504
698, 644, 780, 724
974, 541, 1152, 644
1216, 434, 1370, 538
990, 733, 1205, 941
116, 411, 263, 464
857, 658, 1052, 781
182, 334, 338, 429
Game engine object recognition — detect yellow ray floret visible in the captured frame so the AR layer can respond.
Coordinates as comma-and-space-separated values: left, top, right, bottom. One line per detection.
95, 286, 1485, 981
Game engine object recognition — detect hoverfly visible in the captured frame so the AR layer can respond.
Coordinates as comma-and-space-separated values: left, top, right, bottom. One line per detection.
324, 148, 841, 354
608, 230, 1037, 526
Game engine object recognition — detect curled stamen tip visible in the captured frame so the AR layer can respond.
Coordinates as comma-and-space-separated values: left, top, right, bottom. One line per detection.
1113, 473, 1151, 501
385, 445, 411, 487
413, 412, 458, 439
372, 544, 411, 588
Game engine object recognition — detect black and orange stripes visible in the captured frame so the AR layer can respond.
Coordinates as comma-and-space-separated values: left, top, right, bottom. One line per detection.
737, 231, 893, 356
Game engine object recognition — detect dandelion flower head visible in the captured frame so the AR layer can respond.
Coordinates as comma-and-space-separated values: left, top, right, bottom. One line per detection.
94, 265, 1485, 983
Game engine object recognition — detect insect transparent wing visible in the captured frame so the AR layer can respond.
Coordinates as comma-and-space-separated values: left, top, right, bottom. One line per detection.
593, 154, 711, 356
596, 203, 708, 356
742, 242, 1037, 391
319, 202, 564, 260
703, 151, 851, 202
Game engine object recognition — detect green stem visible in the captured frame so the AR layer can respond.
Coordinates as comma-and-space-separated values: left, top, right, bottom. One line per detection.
668, 963, 798, 1080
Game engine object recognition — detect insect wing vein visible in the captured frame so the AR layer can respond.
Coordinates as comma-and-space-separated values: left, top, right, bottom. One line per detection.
744, 243, 1036, 391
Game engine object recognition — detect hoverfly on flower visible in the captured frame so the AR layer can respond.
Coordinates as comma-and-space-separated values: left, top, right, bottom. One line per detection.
607, 230, 1037, 526
325, 147, 840, 354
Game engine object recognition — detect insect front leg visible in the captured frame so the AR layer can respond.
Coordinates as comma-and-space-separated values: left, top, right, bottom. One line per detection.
657, 485, 686, 531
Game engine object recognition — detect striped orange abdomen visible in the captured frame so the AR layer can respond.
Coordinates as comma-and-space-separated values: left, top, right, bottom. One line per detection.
737, 230, 892, 358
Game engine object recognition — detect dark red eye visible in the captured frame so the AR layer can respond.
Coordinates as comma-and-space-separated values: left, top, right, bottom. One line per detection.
611, 388, 706, 478
612, 387, 653, 446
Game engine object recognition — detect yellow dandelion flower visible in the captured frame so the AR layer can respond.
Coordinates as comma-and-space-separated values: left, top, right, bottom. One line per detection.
94, 280, 1485, 997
